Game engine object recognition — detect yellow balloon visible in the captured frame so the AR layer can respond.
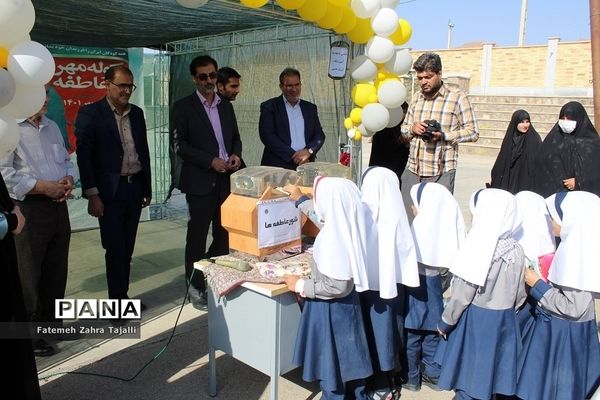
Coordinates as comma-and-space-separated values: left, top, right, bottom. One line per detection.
346, 18, 374, 44
298, 0, 328, 22
389, 18, 413, 45
344, 117, 354, 130
317, 5, 343, 29
0, 47, 8, 68
328, 0, 347, 5
350, 107, 362, 124
351, 83, 377, 107
334, 6, 357, 34
353, 131, 362, 141
241, 0, 269, 7
368, 94, 379, 103
276, 0, 306, 10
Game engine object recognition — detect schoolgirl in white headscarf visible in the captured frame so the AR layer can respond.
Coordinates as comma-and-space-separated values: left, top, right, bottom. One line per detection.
436, 189, 527, 400
286, 177, 375, 400
403, 182, 465, 391
516, 191, 600, 400
359, 166, 418, 398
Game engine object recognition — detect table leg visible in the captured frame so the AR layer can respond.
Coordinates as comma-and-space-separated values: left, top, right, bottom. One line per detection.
269, 298, 281, 400
209, 344, 217, 396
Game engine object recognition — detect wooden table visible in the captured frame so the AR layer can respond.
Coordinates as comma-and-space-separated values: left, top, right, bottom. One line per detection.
202, 277, 302, 400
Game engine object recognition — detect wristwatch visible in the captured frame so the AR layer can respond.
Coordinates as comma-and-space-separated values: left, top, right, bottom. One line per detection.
307, 147, 314, 155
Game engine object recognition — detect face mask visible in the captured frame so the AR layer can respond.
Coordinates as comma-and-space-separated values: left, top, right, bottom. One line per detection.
558, 119, 576, 134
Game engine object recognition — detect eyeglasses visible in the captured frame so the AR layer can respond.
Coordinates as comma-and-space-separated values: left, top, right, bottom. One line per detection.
106, 80, 137, 92
195, 72, 217, 81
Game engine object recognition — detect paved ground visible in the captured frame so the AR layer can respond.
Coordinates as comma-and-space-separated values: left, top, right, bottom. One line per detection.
35, 152, 597, 400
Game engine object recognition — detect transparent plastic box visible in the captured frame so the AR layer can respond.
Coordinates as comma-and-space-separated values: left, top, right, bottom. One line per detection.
230, 166, 300, 198
296, 162, 352, 187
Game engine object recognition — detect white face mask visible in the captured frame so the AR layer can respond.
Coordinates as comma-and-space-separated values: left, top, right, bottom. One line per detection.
558, 119, 577, 134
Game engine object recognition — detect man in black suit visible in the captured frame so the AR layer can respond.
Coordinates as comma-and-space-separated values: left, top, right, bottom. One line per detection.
75, 65, 152, 303
172, 55, 243, 308
259, 68, 326, 170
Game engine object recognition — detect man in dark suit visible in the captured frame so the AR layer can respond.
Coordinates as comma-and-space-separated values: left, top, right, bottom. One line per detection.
75, 65, 152, 304
259, 67, 326, 170
172, 55, 243, 308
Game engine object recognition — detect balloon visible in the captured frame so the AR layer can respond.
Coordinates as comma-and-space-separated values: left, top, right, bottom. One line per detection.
347, 18, 374, 44
0, 68, 16, 109
1, 82, 45, 119
347, 128, 357, 138
366, 36, 395, 63
377, 78, 407, 109
353, 130, 362, 141
317, 5, 343, 29
241, 0, 269, 7
276, 0, 306, 10
0, 111, 20, 159
389, 18, 413, 45
0, 0, 35, 47
350, 0, 380, 19
386, 106, 405, 128
384, 48, 413, 76
175, 0, 209, 8
351, 83, 377, 107
350, 107, 362, 124
0, 47, 8, 68
329, 0, 348, 5
349, 55, 378, 82
7, 41, 55, 87
357, 123, 374, 138
344, 117, 353, 130
380, 0, 400, 7
298, 0, 328, 22
361, 103, 390, 132
371, 8, 399, 37
333, 6, 357, 34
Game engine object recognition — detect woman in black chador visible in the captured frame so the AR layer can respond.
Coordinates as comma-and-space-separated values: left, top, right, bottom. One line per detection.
489, 109, 541, 193
533, 101, 600, 197
0, 174, 41, 400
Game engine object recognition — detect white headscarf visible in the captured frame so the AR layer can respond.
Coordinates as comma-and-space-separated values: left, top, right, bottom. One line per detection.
410, 182, 466, 269
312, 176, 377, 292
514, 191, 555, 260
450, 188, 522, 286
360, 167, 419, 297
545, 191, 600, 294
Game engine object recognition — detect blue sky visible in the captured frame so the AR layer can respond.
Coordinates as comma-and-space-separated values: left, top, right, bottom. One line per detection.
396, 0, 590, 50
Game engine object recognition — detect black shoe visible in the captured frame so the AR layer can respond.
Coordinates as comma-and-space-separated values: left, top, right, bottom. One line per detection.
33, 339, 56, 357
421, 375, 442, 391
188, 287, 208, 310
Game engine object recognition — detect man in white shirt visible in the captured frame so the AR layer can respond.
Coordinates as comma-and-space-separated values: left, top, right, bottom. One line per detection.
0, 88, 78, 357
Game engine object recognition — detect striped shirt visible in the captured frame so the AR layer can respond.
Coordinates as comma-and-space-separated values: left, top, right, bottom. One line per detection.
401, 83, 479, 177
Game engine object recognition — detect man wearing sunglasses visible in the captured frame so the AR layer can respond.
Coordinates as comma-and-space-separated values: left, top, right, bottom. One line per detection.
75, 65, 152, 310
259, 67, 325, 170
172, 55, 243, 309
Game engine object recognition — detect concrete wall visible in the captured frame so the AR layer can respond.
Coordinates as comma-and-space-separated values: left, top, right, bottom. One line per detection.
410, 39, 592, 97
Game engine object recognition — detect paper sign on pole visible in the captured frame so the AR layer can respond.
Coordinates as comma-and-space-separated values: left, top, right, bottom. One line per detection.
257, 197, 301, 248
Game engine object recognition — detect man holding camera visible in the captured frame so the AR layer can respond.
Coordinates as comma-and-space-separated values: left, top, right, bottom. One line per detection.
400, 52, 479, 217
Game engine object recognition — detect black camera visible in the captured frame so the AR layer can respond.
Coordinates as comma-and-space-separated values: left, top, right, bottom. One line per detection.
422, 119, 441, 142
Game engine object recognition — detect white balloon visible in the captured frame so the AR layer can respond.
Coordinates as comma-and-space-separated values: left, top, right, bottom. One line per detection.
1, 83, 45, 119
349, 55, 378, 83
377, 79, 407, 109
347, 128, 357, 138
361, 103, 390, 133
371, 8, 399, 37
366, 36, 395, 64
350, 0, 380, 19
380, 0, 400, 7
0, 111, 20, 159
384, 48, 413, 76
357, 123, 375, 137
0, 69, 16, 109
386, 106, 405, 128
176, 0, 209, 8
7, 41, 55, 87
0, 0, 35, 47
